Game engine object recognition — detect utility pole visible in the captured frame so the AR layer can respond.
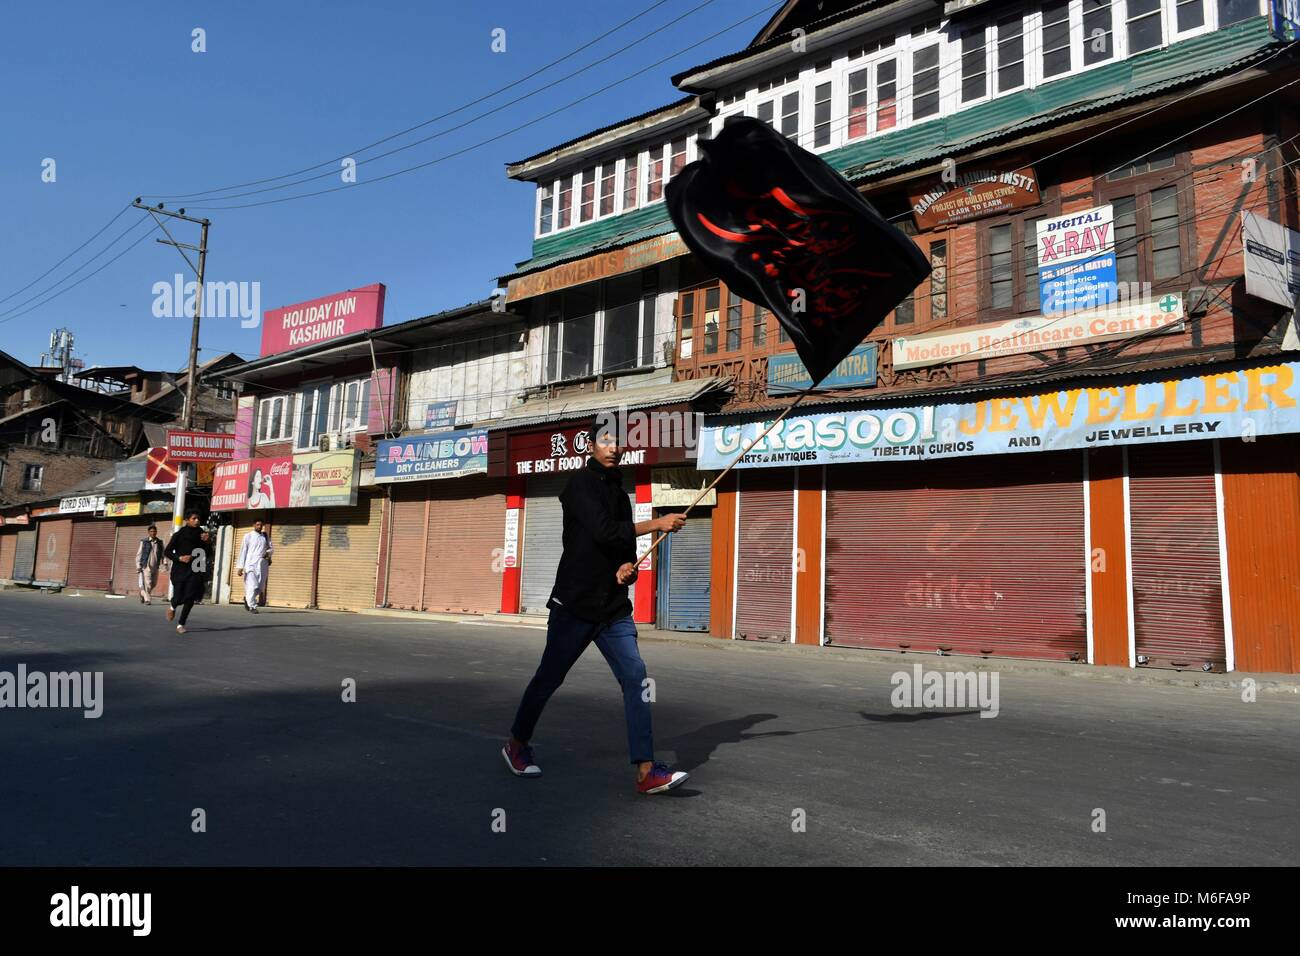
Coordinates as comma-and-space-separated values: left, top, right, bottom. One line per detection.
133, 199, 210, 531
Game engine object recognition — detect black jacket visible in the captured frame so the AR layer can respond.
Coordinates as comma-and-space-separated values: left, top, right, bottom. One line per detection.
164, 526, 211, 581
547, 457, 637, 623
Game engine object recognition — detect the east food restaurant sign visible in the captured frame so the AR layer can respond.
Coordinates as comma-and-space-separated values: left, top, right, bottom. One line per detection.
260, 283, 386, 356
508, 423, 662, 476
698, 363, 1300, 468
375, 429, 489, 483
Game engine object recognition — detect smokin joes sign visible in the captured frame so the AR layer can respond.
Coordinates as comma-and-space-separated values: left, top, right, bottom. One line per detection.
260, 283, 386, 356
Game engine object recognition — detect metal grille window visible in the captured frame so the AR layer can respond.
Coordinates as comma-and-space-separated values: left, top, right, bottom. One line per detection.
961, 29, 987, 102
537, 183, 553, 235
1176, 0, 1205, 30
558, 176, 573, 229
622, 153, 639, 211
1218, 0, 1257, 26
726, 288, 742, 350
930, 239, 948, 324
1042, 0, 1072, 77
989, 223, 1014, 310
814, 82, 832, 147
912, 44, 940, 119
996, 16, 1025, 91
780, 91, 799, 138
847, 68, 869, 139
1127, 0, 1164, 53
599, 164, 615, 216
578, 167, 596, 222
1082, 0, 1115, 64
877, 60, 898, 129
703, 287, 720, 355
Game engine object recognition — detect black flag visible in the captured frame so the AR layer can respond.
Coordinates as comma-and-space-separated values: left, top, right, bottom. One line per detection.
666, 117, 931, 385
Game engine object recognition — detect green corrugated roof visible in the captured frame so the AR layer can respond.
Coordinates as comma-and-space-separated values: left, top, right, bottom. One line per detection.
505, 16, 1278, 281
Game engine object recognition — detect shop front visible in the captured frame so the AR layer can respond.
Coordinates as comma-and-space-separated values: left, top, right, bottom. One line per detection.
652, 468, 716, 632
699, 360, 1300, 672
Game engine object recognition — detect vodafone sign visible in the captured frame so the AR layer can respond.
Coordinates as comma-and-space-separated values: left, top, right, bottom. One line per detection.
260, 283, 386, 357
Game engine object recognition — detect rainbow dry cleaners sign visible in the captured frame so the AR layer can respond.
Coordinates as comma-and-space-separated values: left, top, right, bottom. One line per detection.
698, 363, 1300, 469
374, 429, 489, 483
260, 283, 386, 356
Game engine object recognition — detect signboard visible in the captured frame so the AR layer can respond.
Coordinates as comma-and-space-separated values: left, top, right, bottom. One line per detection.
769, 343, 877, 393
651, 468, 718, 507
893, 294, 1185, 370
699, 363, 1300, 469
508, 423, 659, 476
635, 501, 653, 571
30, 506, 62, 518
112, 460, 148, 494
166, 430, 236, 462
909, 166, 1039, 229
375, 430, 489, 484
1242, 211, 1300, 308
423, 400, 459, 433
145, 447, 178, 489
505, 233, 688, 302
0, 514, 30, 526
1036, 205, 1116, 315
212, 460, 250, 511
1272, 0, 1300, 40
503, 507, 520, 569
259, 283, 386, 357
104, 499, 142, 518
59, 495, 105, 515
292, 450, 360, 508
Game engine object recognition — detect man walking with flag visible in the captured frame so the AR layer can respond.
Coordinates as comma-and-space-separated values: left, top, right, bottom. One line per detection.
503, 413, 691, 795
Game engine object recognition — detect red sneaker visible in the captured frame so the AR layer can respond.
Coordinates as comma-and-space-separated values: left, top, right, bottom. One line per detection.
502, 740, 541, 777
637, 762, 688, 795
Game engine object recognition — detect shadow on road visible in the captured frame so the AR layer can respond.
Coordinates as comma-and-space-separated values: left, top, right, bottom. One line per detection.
661, 713, 797, 773
858, 709, 982, 722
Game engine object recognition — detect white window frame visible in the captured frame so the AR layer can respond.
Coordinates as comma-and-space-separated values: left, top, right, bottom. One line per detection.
22, 463, 44, 491
256, 395, 291, 445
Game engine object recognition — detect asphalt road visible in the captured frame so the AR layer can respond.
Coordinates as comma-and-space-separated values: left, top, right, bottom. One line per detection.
1, 589, 1296, 866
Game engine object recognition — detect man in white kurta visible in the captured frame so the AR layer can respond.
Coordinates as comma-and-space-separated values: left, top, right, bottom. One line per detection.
236, 519, 273, 612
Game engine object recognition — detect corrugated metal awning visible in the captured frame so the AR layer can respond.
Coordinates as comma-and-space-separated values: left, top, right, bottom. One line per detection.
479, 376, 731, 432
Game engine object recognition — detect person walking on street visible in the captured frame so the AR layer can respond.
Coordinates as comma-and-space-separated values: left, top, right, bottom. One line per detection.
503, 413, 690, 795
164, 512, 212, 635
235, 518, 273, 613
256, 526, 271, 607
136, 524, 164, 605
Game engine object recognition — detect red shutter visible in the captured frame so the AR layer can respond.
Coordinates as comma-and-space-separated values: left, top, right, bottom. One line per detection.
734, 470, 794, 641
423, 475, 506, 613
0, 531, 16, 579
67, 519, 116, 590
826, 453, 1087, 660
1128, 441, 1226, 671
34, 518, 73, 585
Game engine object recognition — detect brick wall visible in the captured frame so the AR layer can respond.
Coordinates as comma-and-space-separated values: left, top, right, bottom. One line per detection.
0, 446, 113, 506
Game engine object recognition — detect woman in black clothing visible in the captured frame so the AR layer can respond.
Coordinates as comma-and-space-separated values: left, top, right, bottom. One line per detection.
164, 512, 212, 635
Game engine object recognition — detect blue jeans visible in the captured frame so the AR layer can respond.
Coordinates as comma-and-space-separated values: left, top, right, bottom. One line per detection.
511, 607, 653, 764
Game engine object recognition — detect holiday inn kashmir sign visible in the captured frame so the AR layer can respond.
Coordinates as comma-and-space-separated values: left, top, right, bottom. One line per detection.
259, 284, 386, 357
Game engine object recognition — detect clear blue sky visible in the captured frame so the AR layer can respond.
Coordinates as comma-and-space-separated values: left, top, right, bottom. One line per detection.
0, 0, 775, 371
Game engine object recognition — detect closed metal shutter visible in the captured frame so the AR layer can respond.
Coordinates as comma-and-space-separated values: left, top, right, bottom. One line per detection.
735, 471, 795, 640
67, 519, 116, 590
34, 518, 73, 585
0, 531, 16, 578
423, 475, 506, 613
13, 529, 37, 581
520, 471, 635, 614
659, 508, 713, 631
1129, 442, 1226, 670
265, 510, 318, 608
112, 520, 166, 597
383, 485, 427, 610
826, 453, 1087, 660
316, 495, 384, 610
520, 475, 571, 613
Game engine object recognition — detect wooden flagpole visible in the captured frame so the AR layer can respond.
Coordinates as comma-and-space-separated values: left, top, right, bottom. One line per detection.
634, 380, 819, 566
